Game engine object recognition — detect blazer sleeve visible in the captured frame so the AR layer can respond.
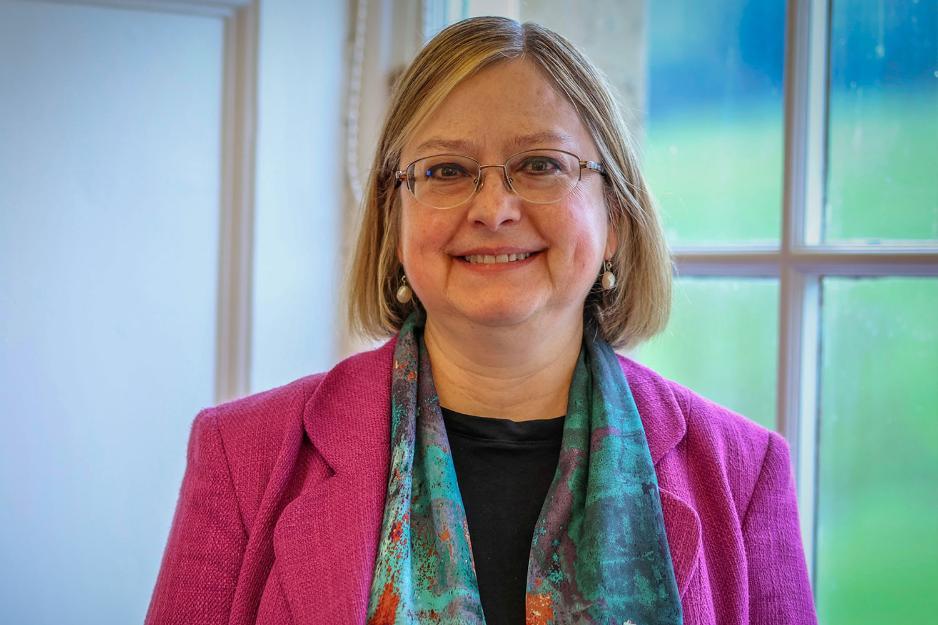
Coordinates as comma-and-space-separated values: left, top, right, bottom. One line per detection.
145, 408, 247, 625
742, 431, 818, 625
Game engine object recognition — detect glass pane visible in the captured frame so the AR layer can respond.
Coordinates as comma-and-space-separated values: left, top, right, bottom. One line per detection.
644, 0, 785, 245
633, 278, 778, 429
816, 278, 938, 624
826, 0, 938, 242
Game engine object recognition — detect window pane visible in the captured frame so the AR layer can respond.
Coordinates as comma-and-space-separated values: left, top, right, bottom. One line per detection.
644, 0, 785, 245
817, 278, 938, 623
826, 0, 938, 242
633, 278, 778, 429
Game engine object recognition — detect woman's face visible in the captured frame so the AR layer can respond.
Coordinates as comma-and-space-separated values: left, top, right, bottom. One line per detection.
397, 59, 616, 332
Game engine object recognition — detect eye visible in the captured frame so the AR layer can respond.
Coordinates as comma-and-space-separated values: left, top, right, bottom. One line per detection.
424, 162, 472, 180
518, 156, 564, 175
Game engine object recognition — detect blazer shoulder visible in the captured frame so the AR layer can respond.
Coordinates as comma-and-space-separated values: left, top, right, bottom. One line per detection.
625, 355, 773, 448
618, 355, 690, 415
619, 355, 778, 511
186, 340, 395, 527
208, 372, 326, 442
205, 338, 396, 473
683, 381, 774, 451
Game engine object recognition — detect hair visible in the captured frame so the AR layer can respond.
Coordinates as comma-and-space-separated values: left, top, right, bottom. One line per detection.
347, 16, 671, 350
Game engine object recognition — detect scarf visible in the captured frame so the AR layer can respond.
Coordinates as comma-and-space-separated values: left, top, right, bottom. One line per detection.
366, 312, 682, 625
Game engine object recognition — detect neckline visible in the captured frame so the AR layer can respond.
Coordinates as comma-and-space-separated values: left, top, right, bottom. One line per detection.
441, 406, 565, 443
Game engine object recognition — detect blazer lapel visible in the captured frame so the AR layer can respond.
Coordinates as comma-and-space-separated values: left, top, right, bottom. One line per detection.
273, 340, 395, 625
658, 487, 703, 598
620, 355, 703, 598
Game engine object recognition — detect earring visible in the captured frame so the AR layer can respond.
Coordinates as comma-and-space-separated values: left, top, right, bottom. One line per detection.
601, 260, 616, 291
395, 274, 413, 304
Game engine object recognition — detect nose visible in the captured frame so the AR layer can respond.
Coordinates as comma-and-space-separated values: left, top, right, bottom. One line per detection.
466, 165, 522, 230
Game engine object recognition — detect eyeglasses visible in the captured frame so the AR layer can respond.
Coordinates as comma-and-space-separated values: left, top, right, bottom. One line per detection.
394, 148, 606, 210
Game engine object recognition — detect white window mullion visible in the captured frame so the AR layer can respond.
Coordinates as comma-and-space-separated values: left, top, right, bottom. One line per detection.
780, 0, 830, 587
215, 1, 258, 403
780, 268, 821, 584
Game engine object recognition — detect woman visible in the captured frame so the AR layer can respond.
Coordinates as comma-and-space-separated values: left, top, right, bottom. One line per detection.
147, 17, 817, 625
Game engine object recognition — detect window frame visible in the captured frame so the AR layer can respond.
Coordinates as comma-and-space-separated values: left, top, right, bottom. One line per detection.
671, 0, 938, 584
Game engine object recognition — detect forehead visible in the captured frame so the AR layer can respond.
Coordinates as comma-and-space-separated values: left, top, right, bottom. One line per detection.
402, 59, 596, 160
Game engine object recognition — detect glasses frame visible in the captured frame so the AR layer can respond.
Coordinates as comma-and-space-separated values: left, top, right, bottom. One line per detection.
394, 148, 606, 210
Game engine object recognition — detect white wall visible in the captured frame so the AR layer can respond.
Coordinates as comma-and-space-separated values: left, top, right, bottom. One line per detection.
0, 2, 222, 622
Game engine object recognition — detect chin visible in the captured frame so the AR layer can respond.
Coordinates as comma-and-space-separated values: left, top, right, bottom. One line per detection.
447, 295, 553, 329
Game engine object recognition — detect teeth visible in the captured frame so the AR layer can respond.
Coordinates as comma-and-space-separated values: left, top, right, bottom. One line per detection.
464, 252, 532, 265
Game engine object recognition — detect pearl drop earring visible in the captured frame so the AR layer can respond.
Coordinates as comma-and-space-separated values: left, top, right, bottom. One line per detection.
396, 274, 413, 304
601, 260, 616, 291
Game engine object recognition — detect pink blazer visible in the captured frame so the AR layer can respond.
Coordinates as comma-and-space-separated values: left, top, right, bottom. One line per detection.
146, 339, 817, 624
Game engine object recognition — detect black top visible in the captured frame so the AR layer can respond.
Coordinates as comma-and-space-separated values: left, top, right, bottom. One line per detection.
441, 407, 565, 625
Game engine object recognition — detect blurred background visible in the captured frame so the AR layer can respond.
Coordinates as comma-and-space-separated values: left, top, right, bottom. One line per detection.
0, 0, 935, 623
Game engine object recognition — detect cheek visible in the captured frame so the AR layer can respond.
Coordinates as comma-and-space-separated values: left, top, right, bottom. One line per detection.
554, 196, 609, 268
398, 205, 453, 271
398, 204, 431, 259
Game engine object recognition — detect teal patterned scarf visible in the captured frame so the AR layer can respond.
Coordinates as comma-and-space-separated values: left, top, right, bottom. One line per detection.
367, 312, 682, 625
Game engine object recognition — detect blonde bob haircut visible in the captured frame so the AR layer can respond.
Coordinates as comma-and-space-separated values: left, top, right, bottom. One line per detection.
348, 16, 671, 350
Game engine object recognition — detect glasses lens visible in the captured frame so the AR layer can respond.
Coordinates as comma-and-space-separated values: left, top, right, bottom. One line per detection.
409, 154, 479, 209
505, 150, 580, 204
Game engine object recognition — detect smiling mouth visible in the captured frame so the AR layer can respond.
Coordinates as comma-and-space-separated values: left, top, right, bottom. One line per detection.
462, 252, 534, 265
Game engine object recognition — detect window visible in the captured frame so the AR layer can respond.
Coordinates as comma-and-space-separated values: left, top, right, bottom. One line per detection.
425, 1, 938, 621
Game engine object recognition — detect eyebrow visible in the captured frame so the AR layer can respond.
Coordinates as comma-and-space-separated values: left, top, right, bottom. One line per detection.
413, 131, 578, 157
505, 131, 577, 152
